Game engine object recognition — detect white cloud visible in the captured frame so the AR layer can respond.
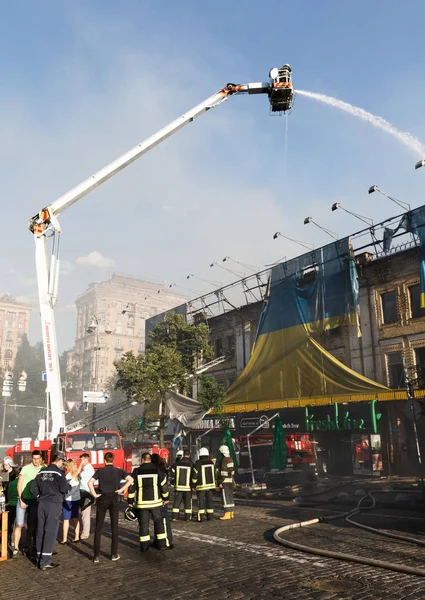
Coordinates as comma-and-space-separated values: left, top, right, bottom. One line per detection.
76, 251, 116, 269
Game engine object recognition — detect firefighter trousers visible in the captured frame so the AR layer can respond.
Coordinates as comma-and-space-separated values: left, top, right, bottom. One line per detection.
196, 489, 214, 521
36, 500, 62, 569
221, 483, 235, 511
172, 490, 192, 520
138, 506, 168, 552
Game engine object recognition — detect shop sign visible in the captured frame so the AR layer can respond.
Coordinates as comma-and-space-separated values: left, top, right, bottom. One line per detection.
194, 417, 235, 430
305, 401, 382, 434
240, 415, 270, 429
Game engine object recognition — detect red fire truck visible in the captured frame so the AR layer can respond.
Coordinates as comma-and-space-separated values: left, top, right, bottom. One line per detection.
6, 430, 126, 471
238, 432, 315, 471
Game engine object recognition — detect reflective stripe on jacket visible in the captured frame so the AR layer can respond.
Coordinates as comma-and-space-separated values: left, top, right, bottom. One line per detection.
128, 463, 168, 509
191, 458, 216, 491
218, 456, 234, 485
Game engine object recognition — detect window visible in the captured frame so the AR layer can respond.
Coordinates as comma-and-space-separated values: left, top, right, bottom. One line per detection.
18, 312, 25, 319
415, 347, 425, 387
215, 338, 223, 358
409, 285, 425, 319
116, 339, 121, 348
386, 352, 405, 388
115, 351, 122, 362
381, 291, 397, 324
6, 331, 13, 341
227, 335, 235, 355
129, 340, 134, 348
6, 312, 14, 321
18, 323, 23, 329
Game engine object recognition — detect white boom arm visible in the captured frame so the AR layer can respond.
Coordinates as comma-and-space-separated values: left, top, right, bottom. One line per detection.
29, 69, 290, 440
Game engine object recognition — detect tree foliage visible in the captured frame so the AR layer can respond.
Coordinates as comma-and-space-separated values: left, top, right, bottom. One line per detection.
116, 412, 158, 443
114, 312, 213, 446
197, 374, 227, 414
149, 312, 212, 376
114, 346, 186, 404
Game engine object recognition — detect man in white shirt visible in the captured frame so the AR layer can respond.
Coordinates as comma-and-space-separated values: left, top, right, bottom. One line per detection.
78, 453, 95, 539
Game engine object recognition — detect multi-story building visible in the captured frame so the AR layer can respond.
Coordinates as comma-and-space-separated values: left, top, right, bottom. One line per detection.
0, 294, 32, 372
71, 275, 186, 392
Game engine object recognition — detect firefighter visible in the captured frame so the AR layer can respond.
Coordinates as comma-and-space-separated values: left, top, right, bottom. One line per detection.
29, 452, 71, 570
192, 447, 216, 522
218, 445, 235, 520
170, 449, 193, 521
127, 452, 170, 552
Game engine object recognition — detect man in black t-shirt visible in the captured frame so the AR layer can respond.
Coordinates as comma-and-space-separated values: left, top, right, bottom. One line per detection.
88, 452, 133, 563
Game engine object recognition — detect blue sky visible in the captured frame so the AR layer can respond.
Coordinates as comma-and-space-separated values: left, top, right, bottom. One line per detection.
0, 1, 424, 350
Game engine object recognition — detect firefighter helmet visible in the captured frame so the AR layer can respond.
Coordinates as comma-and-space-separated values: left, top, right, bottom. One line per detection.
199, 447, 209, 457
125, 506, 138, 522
219, 445, 230, 457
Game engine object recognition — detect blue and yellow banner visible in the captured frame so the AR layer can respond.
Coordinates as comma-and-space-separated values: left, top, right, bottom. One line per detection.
225, 238, 387, 407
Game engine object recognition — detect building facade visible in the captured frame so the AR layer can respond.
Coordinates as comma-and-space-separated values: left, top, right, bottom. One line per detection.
71, 275, 186, 392
0, 294, 32, 372
205, 247, 425, 477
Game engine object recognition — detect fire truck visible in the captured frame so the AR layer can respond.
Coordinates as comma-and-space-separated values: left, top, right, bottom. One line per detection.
238, 432, 315, 471
6, 432, 173, 472
16, 63, 293, 459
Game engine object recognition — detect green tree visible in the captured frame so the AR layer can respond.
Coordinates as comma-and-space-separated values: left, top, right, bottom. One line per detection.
11, 338, 47, 440
149, 312, 212, 384
115, 346, 186, 447
197, 374, 227, 416
115, 312, 212, 447
116, 412, 158, 443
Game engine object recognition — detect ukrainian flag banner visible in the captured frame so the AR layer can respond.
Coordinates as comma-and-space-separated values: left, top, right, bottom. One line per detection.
225, 237, 387, 407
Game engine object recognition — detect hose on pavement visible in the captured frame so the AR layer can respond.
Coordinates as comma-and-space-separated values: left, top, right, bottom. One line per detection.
273, 492, 425, 577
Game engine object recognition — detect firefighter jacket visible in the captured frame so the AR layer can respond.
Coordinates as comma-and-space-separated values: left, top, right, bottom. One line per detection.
191, 457, 216, 491
128, 463, 168, 509
218, 456, 235, 485
170, 457, 193, 492
30, 464, 71, 503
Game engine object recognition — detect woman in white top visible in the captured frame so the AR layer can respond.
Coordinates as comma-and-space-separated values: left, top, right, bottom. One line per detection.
61, 459, 81, 543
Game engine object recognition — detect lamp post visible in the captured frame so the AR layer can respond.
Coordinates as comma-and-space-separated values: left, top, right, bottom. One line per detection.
331, 202, 373, 226
272, 231, 314, 251
368, 185, 410, 211
303, 217, 339, 240
86, 316, 112, 430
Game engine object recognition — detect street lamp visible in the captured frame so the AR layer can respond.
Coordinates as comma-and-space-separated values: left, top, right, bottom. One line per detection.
187, 273, 223, 287
303, 217, 339, 240
273, 231, 314, 251
222, 256, 259, 273
331, 202, 374, 226
368, 185, 410, 211
415, 160, 425, 170
86, 315, 112, 430
210, 261, 245, 278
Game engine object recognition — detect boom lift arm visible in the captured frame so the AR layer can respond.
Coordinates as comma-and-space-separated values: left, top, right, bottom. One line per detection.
29, 66, 294, 440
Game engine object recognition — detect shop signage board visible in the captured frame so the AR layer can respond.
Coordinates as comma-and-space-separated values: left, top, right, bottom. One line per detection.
304, 401, 382, 434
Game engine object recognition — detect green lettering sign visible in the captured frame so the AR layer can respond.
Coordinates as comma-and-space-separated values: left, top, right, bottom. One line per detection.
305, 404, 372, 433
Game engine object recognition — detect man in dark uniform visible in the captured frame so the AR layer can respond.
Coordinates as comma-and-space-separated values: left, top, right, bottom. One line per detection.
88, 452, 133, 563
170, 449, 193, 521
218, 444, 235, 520
192, 447, 216, 522
127, 452, 169, 552
30, 452, 70, 570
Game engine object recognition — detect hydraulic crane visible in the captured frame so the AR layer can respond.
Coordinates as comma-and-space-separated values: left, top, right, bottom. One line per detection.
28, 65, 294, 440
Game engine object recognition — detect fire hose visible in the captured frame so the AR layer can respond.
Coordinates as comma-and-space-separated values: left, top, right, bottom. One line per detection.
273, 492, 425, 577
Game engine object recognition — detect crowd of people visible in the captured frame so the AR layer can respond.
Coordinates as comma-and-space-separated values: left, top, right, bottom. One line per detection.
1, 443, 235, 570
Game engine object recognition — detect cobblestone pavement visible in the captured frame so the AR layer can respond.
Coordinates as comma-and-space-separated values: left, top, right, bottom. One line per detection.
3, 496, 425, 600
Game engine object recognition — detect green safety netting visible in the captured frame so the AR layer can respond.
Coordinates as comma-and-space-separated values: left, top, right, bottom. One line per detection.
269, 414, 287, 471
